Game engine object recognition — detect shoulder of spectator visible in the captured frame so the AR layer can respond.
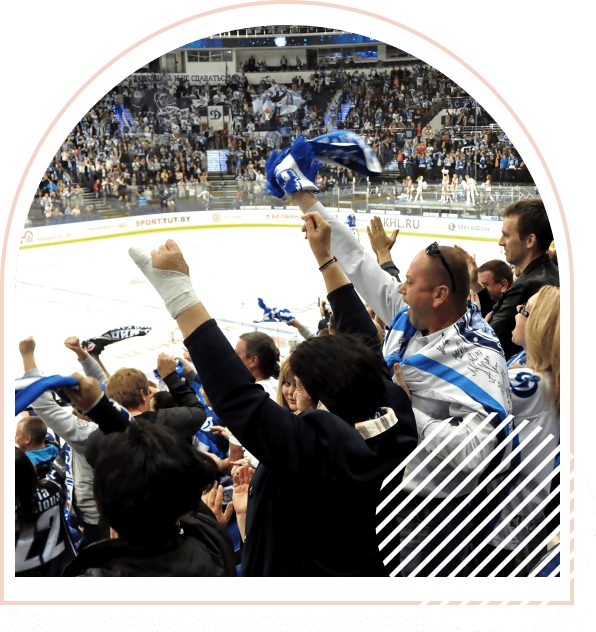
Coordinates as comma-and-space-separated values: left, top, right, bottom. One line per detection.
380, 260, 401, 281
489, 283, 526, 333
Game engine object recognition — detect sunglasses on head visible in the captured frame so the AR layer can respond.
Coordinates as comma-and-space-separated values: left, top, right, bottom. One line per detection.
426, 242, 456, 292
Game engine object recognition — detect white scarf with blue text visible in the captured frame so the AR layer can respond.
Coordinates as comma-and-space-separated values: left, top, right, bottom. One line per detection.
384, 301, 512, 423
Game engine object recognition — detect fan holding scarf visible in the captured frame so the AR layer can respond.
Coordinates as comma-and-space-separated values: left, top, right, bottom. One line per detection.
264, 133, 513, 576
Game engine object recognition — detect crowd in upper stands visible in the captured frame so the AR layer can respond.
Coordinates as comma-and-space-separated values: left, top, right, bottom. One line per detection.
31, 56, 533, 224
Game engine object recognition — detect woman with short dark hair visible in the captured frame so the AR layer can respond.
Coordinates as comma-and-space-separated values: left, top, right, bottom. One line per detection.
126, 211, 418, 576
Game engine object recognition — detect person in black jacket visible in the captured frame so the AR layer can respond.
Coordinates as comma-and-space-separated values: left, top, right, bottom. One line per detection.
453, 250, 514, 319
60, 421, 235, 577
84, 353, 206, 468
492, 199, 560, 359
127, 228, 418, 577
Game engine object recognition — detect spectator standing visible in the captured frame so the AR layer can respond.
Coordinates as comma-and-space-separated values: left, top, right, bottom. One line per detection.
490, 199, 559, 359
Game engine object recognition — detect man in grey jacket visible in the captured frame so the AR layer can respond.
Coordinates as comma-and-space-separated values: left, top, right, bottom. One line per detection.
19, 336, 108, 548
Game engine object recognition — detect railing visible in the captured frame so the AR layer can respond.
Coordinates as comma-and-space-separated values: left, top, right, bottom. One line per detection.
26, 182, 539, 229
213, 26, 345, 37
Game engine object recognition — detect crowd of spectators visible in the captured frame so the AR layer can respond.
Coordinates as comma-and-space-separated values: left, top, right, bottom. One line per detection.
17, 135, 561, 578
30, 59, 533, 225
330, 63, 531, 186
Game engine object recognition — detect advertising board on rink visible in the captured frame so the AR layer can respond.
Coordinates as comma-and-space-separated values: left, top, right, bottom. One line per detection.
20, 209, 503, 248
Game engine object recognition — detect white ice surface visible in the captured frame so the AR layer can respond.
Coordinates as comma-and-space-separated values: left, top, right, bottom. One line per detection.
13, 225, 504, 379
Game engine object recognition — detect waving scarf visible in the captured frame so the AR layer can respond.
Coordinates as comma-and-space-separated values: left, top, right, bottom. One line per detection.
15, 375, 79, 416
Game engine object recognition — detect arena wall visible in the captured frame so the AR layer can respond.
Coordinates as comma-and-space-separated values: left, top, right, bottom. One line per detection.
20, 210, 503, 249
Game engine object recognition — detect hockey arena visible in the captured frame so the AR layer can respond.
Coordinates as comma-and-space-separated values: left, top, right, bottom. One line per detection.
14, 24, 561, 584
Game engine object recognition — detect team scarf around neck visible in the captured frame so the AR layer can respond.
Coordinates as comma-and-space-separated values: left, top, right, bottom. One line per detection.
383, 301, 512, 423
46, 443, 80, 548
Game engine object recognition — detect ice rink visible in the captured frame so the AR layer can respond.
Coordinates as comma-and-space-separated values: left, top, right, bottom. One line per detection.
14, 223, 504, 379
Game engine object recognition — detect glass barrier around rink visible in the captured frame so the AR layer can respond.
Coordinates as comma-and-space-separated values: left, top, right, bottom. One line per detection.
26, 180, 539, 229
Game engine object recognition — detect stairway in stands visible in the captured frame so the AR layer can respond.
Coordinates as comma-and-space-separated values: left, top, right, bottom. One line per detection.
208, 174, 239, 209
82, 189, 111, 214
324, 102, 351, 132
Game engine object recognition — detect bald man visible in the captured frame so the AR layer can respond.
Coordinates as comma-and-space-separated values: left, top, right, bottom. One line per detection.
289, 190, 512, 577
15, 416, 58, 477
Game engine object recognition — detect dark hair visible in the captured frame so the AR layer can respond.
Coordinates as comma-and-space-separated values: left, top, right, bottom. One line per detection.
19, 416, 48, 446
240, 332, 280, 379
478, 259, 514, 287
329, 313, 337, 330
503, 199, 553, 252
93, 420, 218, 544
151, 391, 176, 411
15, 447, 39, 532
289, 334, 387, 424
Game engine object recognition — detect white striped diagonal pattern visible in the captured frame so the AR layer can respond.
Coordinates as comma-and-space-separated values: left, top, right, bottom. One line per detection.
418, 454, 575, 610
398, 428, 552, 584
419, 472, 587, 618
377, 416, 596, 632
377, 417, 528, 579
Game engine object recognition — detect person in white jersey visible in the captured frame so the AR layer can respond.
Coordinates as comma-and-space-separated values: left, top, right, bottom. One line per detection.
414, 175, 425, 202
264, 140, 512, 576
464, 174, 478, 205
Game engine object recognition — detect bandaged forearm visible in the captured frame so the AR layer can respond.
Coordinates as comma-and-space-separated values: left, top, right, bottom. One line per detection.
129, 247, 201, 319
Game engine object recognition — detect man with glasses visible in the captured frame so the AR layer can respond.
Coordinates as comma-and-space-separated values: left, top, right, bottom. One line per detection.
478, 259, 514, 304
453, 255, 514, 318
285, 186, 511, 577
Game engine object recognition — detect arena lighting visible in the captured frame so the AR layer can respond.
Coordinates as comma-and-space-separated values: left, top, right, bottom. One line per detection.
274, 36, 287, 47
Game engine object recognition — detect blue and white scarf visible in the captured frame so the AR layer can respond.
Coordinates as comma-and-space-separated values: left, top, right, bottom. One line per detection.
309, 130, 382, 177
16, 374, 108, 415
152, 360, 185, 392
15, 375, 79, 416
384, 301, 512, 423
46, 442, 80, 548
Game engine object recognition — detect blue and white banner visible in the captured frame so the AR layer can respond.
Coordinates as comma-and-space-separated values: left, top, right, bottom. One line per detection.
252, 85, 305, 124
15, 375, 78, 416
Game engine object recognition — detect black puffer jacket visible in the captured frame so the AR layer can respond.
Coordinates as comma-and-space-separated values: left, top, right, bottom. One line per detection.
62, 504, 236, 577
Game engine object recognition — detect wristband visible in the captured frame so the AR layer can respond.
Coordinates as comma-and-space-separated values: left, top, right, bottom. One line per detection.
319, 256, 338, 272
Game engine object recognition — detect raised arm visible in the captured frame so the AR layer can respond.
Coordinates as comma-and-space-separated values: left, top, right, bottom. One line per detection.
64, 336, 107, 384
300, 209, 384, 363
19, 337, 98, 453
290, 191, 404, 326
127, 240, 356, 474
